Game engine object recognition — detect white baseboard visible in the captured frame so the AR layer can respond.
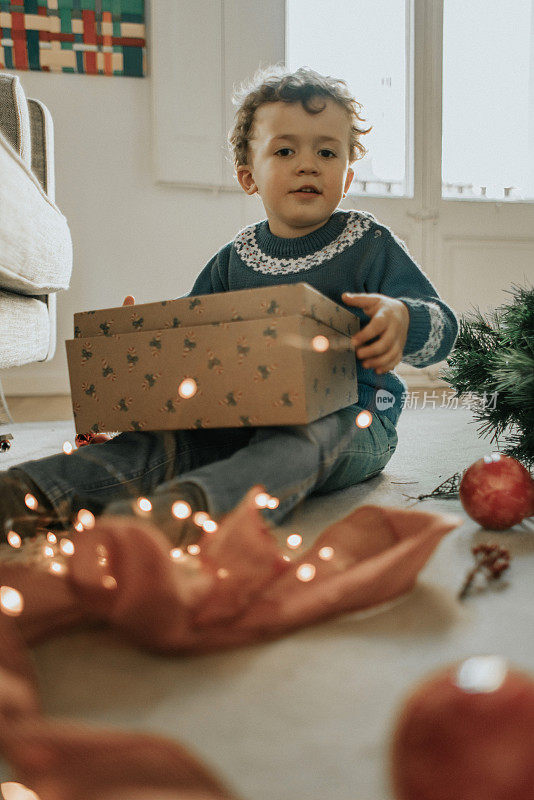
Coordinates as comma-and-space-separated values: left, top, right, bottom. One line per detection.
396, 361, 452, 389
0, 367, 70, 396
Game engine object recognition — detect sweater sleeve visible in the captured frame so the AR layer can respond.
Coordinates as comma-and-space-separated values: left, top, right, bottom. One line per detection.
371, 230, 459, 367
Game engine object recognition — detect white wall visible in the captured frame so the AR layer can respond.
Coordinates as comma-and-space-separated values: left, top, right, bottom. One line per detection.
3, 68, 265, 395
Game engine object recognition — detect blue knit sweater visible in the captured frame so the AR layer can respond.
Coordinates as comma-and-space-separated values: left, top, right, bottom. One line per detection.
185, 209, 459, 428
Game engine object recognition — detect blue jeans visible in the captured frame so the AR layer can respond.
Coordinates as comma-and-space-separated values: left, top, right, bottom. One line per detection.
13, 405, 398, 527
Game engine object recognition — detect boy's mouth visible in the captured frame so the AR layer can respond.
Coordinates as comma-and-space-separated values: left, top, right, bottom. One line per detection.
291, 185, 321, 196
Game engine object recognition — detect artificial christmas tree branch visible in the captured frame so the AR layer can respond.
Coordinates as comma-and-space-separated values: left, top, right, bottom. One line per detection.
439, 282, 534, 471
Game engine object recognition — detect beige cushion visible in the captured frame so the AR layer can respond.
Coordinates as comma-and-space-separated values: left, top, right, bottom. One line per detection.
0, 72, 72, 296
0, 132, 72, 294
0, 289, 49, 368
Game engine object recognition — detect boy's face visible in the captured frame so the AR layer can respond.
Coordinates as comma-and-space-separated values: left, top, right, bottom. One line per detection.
236, 98, 355, 238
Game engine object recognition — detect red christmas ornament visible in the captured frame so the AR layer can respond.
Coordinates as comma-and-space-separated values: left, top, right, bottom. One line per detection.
459, 453, 534, 530
391, 656, 534, 800
0, 433, 13, 452
75, 432, 112, 447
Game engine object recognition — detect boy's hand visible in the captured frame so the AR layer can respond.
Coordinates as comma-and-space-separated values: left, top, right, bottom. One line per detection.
342, 292, 410, 375
122, 295, 135, 306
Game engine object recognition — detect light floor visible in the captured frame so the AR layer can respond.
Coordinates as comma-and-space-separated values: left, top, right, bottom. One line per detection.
2, 394, 532, 800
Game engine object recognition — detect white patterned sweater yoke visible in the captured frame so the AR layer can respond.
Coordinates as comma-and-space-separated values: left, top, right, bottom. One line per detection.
233, 210, 376, 275
184, 209, 459, 427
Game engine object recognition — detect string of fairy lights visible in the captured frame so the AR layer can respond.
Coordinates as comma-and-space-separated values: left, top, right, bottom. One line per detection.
0, 410, 373, 621
0, 329, 376, 632
0, 477, 344, 620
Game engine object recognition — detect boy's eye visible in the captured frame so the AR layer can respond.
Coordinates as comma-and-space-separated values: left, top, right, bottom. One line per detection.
274, 148, 336, 158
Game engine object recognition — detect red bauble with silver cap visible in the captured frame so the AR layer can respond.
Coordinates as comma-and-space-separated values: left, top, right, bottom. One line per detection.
391, 655, 534, 800
459, 452, 534, 530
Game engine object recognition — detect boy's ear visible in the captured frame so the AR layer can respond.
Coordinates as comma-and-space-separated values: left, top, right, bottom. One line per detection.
344, 167, 355, 194
236, 164, 258, 195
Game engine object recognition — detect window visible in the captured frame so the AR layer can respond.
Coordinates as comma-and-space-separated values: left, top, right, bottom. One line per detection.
286, 0, 534, 203
443, 0, 534, 201
286, 0, 411, 198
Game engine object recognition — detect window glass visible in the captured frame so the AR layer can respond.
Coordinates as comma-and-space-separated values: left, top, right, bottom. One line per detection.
286, 0, 409, 198
443, 0, 534, 201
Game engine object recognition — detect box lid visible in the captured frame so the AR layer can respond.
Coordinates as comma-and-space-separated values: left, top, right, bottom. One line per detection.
73, 282, 360, 340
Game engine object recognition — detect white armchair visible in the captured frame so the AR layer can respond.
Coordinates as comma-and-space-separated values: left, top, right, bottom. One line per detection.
0, 72, 73, 423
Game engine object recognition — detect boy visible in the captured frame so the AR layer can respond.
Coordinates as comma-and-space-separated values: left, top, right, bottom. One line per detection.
0, 65, 458, 545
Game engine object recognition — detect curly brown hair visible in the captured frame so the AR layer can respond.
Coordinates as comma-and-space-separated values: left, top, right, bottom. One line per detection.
227, 64, 373, 170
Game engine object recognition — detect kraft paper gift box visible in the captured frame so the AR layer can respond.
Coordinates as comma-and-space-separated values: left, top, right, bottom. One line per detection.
65, 282, 360, 434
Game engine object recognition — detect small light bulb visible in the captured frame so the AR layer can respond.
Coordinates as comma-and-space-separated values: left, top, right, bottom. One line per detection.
43, 545, 54, 558
267, 496, 279, 509
59, 538, 75, 556
77, 509, 95, 529
0, 586, 24, 616
187, 544, 200, 555
102, 575, 117, 590
178, 378, 197, 399
62, 441, 73, 454
137, 497, 152, 512
296, 563, 316, 582
203, 519, 218, 533
286, 533, 302, 549
312, 334, 330, 352
193, 511, 209, 527
7, 531, 21, 549
24, 493, 37, 511
170, 548, 183, 560
282, 555, 290, 562
318, 546, 334, 560
356, 410, 372, 429
1, 781, 41, 799
46, 532, 57, 544
172, 500, 191, 519
74, 521, 84, 533
49, 561, 66, 575
254, 492, 270, 508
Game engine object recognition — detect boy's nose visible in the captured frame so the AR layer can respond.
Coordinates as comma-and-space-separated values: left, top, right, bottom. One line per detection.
296, 159, 319, 173
295, 149, 320, 173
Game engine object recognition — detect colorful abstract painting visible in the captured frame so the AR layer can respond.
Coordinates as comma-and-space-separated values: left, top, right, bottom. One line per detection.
0, 0, 146, 76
